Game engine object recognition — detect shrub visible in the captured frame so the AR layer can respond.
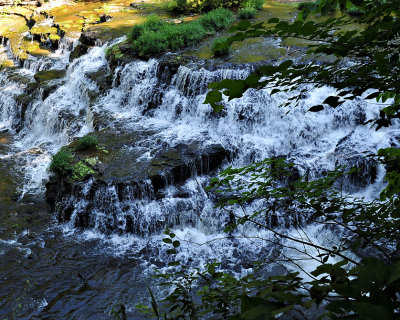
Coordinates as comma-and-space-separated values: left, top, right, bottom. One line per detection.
297, 1, 316, 11
198, 8, 235, 32
244, 0, 264, 10
237, 7, 257, 19
179, 22, 206, 46
76, 135, 98, 150
212, 37, 231, 57
128, 15, 164, 41
49, 149, 73, 176
165, 0, 178, 11
130, 9, 234, 57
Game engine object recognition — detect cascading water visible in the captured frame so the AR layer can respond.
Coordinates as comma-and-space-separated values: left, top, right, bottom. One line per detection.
0, 37, 398, 318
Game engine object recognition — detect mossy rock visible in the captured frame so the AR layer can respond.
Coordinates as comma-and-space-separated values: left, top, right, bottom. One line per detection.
34, 69, 66, 84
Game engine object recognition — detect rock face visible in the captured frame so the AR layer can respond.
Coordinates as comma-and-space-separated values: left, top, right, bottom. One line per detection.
45, 129, 231, 233
334, 132, 378, 192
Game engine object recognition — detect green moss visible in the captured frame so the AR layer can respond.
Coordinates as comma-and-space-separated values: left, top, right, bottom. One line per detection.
76, 135, 98, 150
34, 69, 66, 84
71, 161, 95, 181
105, 44, 123, 59
49, 149, 73, 176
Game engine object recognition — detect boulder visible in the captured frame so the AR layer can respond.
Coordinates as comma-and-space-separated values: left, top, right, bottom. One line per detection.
69, 44, 88, 62
34, 69, 66, 83
34, 69, 66, 99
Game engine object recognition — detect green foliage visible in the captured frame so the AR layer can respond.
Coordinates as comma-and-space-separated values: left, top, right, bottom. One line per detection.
347, 6, 364, 16
377, 148, 400, 200
105, 45, 123, 60
71, 161, 95, 181
137, 156, 400, 319
198, 8, 235, 32
204, 1, 400, 129
166, 0, 244, 13
237, 7, 257, 19
76, 135, 98, 150
244, 0, 264, 10
297, 1, 317, 12
211, 36, 231, 57
129, 10, 234, 57
49, 148, 73, 176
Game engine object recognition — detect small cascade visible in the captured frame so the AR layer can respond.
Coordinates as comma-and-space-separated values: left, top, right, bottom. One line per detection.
0, 72, 23, 132
22, 36, 79, 73
17, 45, 108, 150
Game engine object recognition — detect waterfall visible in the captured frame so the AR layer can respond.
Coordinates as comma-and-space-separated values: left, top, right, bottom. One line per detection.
0, 41, 398, 277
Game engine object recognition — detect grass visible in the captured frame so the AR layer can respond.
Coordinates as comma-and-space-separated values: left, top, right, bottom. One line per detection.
238, 7, 257, 19
76, 135, 98, 150
128, 9, 235, 57
244, 0, 264, 10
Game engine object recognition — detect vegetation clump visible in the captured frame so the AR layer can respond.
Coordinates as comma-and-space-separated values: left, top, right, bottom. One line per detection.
237, 6, 257, 19
297, 1, 316, 11
347, 6, 364, 16
76, 135, 98, 150
71, 161, 95, 181
244, 0, 264, 10
49, 148, 73, 176
211, 37, 231, 57
165, 0, 244, 13
128, 9, 234, 57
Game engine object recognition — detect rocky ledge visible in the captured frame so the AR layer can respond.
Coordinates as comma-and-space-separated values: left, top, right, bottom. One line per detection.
45, 129, 230, 232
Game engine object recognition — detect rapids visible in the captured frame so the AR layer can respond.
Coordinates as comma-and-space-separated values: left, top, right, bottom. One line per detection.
0, 37, 398, 319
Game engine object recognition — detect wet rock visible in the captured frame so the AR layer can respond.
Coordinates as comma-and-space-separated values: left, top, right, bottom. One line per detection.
80, 30, 98, 47
98, 14, 111, 23
86, 65, 112, 92
69, 44, 88, 62
34, 69, 66, 99
129, 2, 144, 9
334, 134, 378, 192
45, 129, 231, 233
118, 42, 132, 54
34, 69, 66, 83
157, 54, 193, 84
148, 143, 230, 192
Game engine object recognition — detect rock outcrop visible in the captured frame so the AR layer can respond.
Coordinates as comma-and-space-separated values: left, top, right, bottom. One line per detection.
45, 129, 231, 233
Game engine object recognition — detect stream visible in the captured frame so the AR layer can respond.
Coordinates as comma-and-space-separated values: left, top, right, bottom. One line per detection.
0, 27, 398, 319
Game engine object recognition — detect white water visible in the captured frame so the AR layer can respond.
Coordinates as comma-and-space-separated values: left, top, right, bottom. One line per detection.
0, 43, 399, 282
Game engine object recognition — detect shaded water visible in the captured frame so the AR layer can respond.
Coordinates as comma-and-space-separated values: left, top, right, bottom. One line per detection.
0, 35, 398, 319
